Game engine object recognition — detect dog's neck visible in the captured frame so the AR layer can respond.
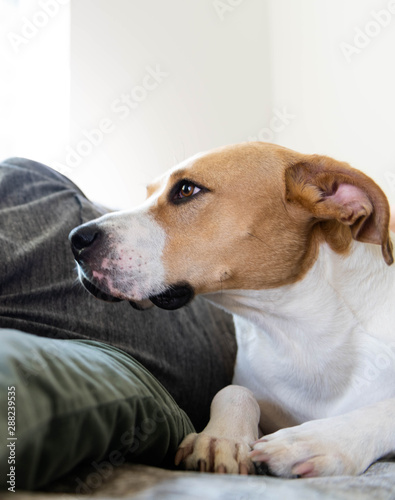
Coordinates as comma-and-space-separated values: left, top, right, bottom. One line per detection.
205, 239, 395, 345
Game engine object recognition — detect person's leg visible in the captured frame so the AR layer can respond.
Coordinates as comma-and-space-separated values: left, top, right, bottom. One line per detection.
0, 158, 236, 431
0, 329, 194, 491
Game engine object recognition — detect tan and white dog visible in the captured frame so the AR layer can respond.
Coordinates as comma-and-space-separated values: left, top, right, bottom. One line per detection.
70, 143, 395, 478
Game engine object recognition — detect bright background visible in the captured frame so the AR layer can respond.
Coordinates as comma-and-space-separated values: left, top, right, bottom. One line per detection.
1, 0, 395, 208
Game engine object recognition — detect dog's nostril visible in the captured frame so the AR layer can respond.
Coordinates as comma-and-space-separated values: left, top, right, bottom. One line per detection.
73, 231, 98, 251
69, 224, 101, 258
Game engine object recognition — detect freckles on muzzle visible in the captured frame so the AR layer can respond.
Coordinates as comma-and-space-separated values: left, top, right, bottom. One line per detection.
68, 213, 195, 310
69, 218, 163, 301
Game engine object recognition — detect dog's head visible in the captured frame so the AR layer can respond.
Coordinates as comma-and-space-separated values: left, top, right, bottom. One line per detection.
69, 142, 393, 310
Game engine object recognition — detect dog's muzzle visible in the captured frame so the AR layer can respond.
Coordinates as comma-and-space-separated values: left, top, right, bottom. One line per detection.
69, 224, 194, 311
69, 223, 124, 302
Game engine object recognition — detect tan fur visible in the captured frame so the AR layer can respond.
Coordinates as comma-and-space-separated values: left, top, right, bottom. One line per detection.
147, 143, 393, 295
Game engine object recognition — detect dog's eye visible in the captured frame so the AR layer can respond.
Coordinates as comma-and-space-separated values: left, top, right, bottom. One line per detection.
175, 182, 201, 200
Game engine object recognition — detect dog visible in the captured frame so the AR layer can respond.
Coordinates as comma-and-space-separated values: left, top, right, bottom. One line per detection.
69, 142, 395, 478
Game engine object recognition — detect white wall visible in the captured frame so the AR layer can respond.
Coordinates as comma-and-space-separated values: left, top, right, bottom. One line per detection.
68, 0, 272, 208
0, 0, 69, 167
267, 0, 395, 204
1, 1, 394, 208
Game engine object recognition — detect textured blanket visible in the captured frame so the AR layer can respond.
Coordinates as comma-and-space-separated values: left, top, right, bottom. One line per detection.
6, 461, 395, 500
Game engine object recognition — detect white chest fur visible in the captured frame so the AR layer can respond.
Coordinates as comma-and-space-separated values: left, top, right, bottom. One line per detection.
206, 240, 395, 433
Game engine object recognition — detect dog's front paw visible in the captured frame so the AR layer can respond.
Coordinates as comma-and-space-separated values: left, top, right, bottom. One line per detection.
175, 432, 254, 474
250, 421, 363, 478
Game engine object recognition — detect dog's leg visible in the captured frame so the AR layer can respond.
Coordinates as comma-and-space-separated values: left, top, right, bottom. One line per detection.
175, 385, 260, 474
250, 398, 395, 478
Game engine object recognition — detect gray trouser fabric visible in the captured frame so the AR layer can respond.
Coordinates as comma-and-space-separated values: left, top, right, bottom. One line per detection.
0, 158, 236, 430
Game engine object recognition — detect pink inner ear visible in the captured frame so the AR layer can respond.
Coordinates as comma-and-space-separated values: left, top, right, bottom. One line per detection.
329, 183, 371, 212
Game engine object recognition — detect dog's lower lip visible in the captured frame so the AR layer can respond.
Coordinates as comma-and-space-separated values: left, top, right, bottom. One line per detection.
81, 277, 123, 303
149, 285, 194, 310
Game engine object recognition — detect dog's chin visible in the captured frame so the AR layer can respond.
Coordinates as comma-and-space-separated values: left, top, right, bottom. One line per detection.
149, 284, 194, 311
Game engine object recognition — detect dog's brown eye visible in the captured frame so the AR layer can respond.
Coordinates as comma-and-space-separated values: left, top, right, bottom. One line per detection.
175, 182, 201, 200
181, 183, 195, 197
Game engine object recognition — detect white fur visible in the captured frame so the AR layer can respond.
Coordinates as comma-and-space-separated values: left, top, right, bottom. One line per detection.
206, 239, 395, 429
83, 205, 167, 302
179, 238, 395, 477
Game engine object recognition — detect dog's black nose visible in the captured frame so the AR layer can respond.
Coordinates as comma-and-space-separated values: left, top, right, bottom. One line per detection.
69, 223, 101, 261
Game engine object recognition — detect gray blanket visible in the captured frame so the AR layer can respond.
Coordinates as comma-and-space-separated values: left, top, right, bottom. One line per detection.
5, 462, 395, 500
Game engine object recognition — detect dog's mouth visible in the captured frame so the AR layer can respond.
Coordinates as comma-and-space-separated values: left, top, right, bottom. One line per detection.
80, 277, 122, 303
80, 276, 148, 310
80, 276, 193, 311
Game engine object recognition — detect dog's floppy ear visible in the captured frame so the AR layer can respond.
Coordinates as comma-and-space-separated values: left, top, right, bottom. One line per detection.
285, 155, 393, 265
